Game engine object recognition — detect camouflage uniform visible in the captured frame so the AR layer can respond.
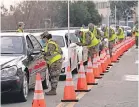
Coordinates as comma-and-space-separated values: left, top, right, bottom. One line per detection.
43, 40, 63, 95
109, 28, 115, 57
48, 59, 62, 90
77, 31, 99, 63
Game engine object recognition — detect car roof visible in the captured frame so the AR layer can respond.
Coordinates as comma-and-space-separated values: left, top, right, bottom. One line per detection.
32, 30, 77, 37
0, 32, 31, 37
48, 30, 76, 36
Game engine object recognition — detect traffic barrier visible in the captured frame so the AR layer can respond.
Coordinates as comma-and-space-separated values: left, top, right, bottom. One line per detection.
93, 54, 102, 79
75, 61, 91, 92
61, 66, 78, 102
86, 57, 98, 85
32, 73, 46, 107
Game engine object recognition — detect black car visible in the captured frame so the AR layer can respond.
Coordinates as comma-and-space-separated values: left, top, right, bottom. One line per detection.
0, 33, 49, 102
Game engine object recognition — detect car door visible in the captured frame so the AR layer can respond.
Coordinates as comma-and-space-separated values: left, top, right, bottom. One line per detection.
27, 35, 47, 86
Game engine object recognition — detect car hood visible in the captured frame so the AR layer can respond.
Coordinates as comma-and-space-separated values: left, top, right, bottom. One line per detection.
0, 55, 26, 68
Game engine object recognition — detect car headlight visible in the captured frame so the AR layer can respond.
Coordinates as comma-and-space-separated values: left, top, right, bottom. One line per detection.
1, 66, 17, 77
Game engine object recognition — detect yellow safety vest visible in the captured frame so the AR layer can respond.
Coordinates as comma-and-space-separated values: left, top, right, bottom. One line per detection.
44, 39, 62, 65
17, 28, 23, 33
109, 28, 116, 41
117, 28, 124, 39
82, 31, 99, 48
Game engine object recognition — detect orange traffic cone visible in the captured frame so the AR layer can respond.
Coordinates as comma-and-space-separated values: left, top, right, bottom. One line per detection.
100, 50, 105, 73
32, 73, 46, 107
96, 54, 104, 76
75, 61, 91, 92
93, 54, 102, 79
86, 57, 98, 85
61, 66, 78, 102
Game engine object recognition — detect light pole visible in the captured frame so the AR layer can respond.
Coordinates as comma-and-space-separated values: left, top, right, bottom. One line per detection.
115, 5, 117, 27
68, 0, 70, 65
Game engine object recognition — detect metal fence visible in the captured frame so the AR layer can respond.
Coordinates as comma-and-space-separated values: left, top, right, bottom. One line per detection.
1, 27, 87, 33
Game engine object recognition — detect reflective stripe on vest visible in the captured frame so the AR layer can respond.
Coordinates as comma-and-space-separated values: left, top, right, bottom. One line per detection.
44, 39, 62, 65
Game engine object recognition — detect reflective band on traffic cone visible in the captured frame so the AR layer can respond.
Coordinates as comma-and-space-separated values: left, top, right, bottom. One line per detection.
93, 54, 102, 79
100, 50, 105, 73
75, 61, 91, 92
96, 54, 104, 75
61, 66, 78, 102
32, 73, 46, 107
86, 57, 98, 85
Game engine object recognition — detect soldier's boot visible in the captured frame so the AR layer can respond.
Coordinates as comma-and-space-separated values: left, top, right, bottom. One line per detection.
45, 88, 56, 95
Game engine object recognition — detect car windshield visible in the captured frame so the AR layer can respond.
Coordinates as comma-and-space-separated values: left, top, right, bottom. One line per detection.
1, 36, 24, 54
52, 36, 65, 47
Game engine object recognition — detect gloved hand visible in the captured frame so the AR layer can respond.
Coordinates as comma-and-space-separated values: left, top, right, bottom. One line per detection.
76, 42, 82, 46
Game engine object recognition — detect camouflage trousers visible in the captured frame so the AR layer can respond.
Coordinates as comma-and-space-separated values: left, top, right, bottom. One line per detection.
48, 59, 62, 90
88, 43, 99, 63
135, 36, 139, 47
109, 40, 115, 57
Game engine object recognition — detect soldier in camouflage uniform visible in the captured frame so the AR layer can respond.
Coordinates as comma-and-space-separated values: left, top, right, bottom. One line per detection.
75, 29, 100, 63
17, 22, 24, 33
40, 31, 63, 95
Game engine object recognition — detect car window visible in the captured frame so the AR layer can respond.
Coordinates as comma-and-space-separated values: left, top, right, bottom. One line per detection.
65, 33, 79, 46
29, 35, 42, 50
26, 36, 34, 49
1, 36, 24, 54
51, 35, 65, 47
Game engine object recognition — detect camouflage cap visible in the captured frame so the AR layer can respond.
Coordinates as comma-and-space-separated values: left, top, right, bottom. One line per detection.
18, 22, 25, 26
40, 31, 50, 38
88, 23, 94, 29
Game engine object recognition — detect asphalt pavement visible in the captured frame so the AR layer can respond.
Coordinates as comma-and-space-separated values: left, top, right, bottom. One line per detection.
1, 46, 138, 107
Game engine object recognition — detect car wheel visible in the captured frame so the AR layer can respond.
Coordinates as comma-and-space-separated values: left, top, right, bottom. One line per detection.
18, 73, 29, 102
59, 75, 66, 81
42, 68, 50, 89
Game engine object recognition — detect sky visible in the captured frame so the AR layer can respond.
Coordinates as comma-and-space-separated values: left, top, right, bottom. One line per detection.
1, 0, 21, 9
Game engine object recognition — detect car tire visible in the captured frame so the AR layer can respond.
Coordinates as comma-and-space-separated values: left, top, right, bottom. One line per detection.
42, 68, 49, 89
18, 73, 29, 102
59, 75, 66, 81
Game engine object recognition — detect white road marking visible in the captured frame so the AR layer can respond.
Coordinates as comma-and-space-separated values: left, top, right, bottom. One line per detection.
124, 75, 139, 81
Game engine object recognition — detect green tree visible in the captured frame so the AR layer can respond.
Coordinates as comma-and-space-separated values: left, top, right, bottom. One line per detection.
110, 1, 138, 24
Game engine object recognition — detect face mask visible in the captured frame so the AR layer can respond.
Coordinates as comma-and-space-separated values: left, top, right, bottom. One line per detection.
40, 39, 45, 47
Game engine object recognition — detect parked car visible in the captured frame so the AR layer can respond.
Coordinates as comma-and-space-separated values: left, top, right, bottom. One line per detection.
0, 33, 49, 102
